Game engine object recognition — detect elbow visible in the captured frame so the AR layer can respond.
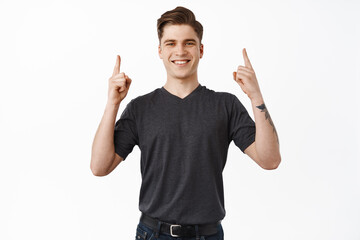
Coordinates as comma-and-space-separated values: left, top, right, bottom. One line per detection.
261, 155, 281, 170
90, 159, 109, 177
91, 168, 109, 177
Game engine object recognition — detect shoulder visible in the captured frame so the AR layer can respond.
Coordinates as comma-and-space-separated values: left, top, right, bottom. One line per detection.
201, 85, 237, 104
128, 88, 162, 106
201, 86, 249, 115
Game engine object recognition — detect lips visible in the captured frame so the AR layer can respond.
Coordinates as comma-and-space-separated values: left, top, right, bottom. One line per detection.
171, 60, 191, 65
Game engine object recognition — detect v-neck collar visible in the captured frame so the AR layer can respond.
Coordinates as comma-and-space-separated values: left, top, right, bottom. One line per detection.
160, 83, 203, 103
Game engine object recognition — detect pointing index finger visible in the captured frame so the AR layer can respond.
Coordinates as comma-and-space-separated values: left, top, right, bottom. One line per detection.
243, 48, 253, 70
112, 55, 121, 76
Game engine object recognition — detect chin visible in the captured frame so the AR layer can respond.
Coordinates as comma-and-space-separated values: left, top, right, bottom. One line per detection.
174, 74, 191, 80
173, 71, 196, 80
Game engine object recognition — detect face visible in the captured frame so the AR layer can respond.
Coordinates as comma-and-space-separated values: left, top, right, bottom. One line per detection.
158, 24, 204, 81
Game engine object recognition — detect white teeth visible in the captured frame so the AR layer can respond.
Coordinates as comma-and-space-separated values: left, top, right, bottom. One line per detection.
174, 60, 188, 64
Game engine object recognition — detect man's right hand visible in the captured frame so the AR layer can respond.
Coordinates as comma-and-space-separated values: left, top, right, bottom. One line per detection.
107, 55, 132, 106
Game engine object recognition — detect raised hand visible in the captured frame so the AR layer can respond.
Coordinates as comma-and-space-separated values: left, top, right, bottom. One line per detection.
108, 55, 132, 105
233, 48, 262, 100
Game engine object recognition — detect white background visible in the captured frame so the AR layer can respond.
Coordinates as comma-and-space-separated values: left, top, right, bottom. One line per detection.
1, 0, 359, 239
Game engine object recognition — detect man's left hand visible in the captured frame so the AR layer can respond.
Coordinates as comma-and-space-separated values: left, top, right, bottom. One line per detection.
233, 48, 262, 100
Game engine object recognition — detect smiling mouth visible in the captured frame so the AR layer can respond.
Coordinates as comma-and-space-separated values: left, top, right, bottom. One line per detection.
171, 60, 191, 65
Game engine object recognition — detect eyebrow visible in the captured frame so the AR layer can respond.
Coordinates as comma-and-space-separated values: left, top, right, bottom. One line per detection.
163, 39, 197, 44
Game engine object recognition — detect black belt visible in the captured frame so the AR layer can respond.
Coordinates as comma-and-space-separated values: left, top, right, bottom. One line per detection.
139, 213, 220, 237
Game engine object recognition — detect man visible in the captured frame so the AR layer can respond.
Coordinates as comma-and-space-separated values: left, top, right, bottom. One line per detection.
91, 6, 281, 240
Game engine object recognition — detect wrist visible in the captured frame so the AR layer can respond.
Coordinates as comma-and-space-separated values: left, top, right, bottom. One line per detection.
106, 101, 121, 110
250, 93, 264, 104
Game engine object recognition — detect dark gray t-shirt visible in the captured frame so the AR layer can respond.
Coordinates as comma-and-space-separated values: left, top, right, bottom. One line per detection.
114, 83, 255, 225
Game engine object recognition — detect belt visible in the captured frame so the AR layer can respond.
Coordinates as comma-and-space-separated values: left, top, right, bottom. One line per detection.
139, 213, 220, 237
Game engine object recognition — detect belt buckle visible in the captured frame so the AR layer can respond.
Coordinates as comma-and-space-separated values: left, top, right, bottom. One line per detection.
170, 224, 182, 237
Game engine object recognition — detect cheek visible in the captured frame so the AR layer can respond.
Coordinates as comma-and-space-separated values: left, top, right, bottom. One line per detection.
194, 49, 201, 57
162, 51, 170, 58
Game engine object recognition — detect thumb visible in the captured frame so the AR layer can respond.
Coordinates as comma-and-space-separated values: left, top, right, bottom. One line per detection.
125, 75, 132, 89
233, 71, 245, 88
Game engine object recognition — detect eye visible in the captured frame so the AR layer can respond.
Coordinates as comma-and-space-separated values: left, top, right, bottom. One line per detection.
186, 42, 195, 45
166, 43, 174, 46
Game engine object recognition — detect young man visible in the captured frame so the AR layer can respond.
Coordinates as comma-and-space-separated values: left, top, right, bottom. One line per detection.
91, 6, 281, 240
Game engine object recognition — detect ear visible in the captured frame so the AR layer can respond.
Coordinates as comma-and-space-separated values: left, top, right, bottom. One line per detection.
158, 45, 163, 59
200, 44, 204, 59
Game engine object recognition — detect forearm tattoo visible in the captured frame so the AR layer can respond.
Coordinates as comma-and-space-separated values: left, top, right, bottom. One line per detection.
256, 103, 279, 144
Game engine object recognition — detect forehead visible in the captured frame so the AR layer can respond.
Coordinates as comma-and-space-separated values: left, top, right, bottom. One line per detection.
161, 24, 199, 43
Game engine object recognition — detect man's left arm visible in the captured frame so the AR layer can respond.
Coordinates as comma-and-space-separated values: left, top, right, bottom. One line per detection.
233, 48, 281, 170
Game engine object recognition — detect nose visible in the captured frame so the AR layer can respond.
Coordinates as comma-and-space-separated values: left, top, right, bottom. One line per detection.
175, 44, 187, 56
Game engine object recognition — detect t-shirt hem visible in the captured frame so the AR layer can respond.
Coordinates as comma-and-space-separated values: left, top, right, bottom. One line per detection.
239, 134, 256, 153
115, 148, 129, 161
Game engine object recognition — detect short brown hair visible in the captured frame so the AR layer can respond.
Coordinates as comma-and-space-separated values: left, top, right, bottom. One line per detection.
157, 6, 203, 44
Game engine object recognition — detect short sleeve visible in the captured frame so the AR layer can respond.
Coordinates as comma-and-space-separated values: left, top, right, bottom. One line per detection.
114, 99, 139, 161
228, 95, 256, 153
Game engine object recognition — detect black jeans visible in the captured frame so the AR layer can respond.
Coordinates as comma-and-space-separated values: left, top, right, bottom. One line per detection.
135, 221, 224, 240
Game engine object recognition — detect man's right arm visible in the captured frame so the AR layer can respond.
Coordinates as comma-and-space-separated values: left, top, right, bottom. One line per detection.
90, 103, 124, 176
90, 55, 132, 176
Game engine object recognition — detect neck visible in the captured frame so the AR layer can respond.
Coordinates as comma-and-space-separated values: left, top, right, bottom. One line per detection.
163, 75, 200, 99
